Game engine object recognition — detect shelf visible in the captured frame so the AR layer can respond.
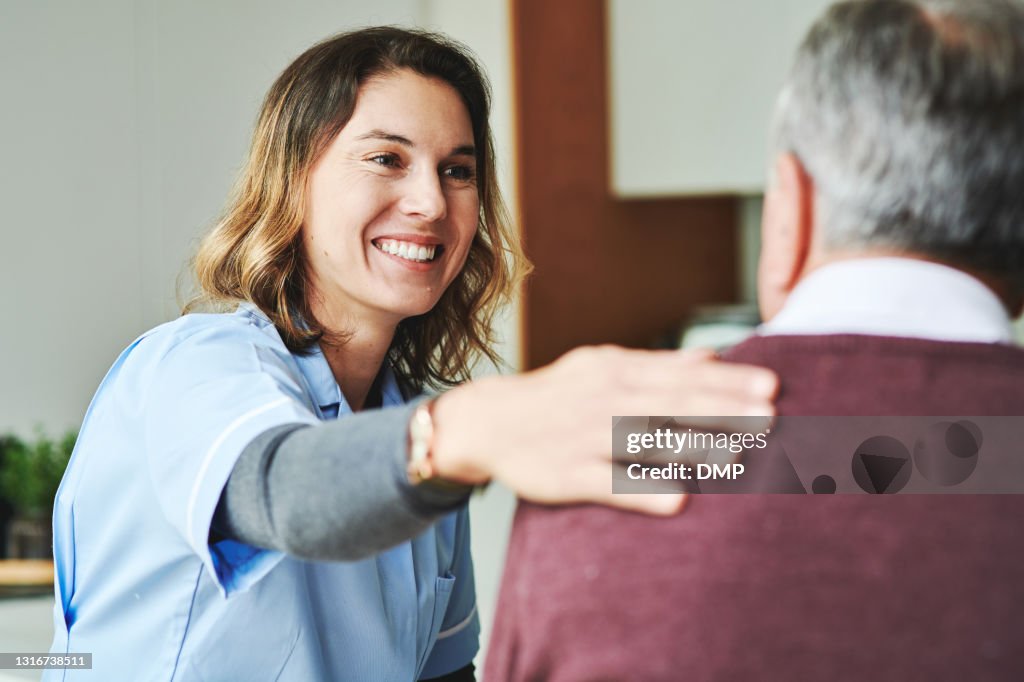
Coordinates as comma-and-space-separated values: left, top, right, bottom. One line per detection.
0, 560, 53, 598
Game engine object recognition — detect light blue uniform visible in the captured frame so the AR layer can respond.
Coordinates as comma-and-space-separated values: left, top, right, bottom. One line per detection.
46, 305, 478, 681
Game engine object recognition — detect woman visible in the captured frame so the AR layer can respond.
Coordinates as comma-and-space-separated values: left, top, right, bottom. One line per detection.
46, 27, 777, 681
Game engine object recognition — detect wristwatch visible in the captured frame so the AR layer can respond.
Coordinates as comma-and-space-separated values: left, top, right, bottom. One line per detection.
407, 398, 439, 485
406, 397, 483, 495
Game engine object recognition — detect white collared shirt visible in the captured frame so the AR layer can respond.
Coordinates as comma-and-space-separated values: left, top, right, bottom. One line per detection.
758, 258, 1015, 343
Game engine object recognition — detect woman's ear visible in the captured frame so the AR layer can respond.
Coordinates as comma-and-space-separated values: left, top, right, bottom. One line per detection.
757, 153, 814, 322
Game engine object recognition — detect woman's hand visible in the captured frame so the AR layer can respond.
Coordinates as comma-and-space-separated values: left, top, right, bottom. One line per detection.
430, 346, 778, 515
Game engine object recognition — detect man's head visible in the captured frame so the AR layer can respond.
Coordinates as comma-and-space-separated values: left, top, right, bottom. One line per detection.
759, 0, 1024, 320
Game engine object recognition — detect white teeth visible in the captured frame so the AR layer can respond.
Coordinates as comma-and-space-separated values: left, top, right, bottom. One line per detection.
374, 239, 438, 263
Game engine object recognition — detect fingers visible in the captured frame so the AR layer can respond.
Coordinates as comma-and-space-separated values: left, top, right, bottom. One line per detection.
602, 492, 687, 516
552, 346, 779, 416
528, 458, 688, 512
679, 347, 717, 362
681, 358, 779, 399
614, 415, 653, 431
574, 346, 777, 403
614, 354, 778, 419
668, 414, 775, 435
628, 351, 778, 399
620, 379, 776, 421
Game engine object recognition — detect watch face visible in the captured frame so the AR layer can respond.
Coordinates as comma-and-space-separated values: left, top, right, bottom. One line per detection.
412, 410, 431, 438
408, 402, 436, 482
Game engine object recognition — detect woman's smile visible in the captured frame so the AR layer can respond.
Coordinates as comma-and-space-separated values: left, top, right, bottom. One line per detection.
371, 234, 446, 270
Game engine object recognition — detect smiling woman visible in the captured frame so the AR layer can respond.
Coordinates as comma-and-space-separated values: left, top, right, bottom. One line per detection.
45, 27, 778, 682
301, 70, 485, 410
187, 29, 517, 402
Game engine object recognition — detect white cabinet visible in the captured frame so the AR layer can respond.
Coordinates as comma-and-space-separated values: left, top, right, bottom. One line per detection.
608, 0, 833, 197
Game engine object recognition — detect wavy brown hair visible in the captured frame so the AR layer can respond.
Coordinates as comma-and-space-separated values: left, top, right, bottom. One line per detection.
185, 27, 530, 390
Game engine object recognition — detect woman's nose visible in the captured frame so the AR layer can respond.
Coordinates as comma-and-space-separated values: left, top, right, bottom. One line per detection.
399, 169, 447, 222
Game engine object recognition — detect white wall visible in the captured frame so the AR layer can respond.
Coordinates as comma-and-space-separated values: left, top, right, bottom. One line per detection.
0, 0, 518, 672
1, 0, 144, 439
1, 0, 521, 435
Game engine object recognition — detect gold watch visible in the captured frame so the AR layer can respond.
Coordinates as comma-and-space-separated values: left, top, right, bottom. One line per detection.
407, 398, 438, 484
406, 398, 480, 494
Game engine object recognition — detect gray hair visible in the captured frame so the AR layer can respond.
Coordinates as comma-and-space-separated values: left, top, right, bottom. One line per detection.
773, 0, 1024, 286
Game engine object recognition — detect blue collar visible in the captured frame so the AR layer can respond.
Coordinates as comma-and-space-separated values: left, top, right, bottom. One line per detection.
236, 302, 406, 418
292, 342, 405, 418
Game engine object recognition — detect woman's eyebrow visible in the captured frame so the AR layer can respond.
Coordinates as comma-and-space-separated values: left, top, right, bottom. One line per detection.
354, 129, 475, 157
356, 129, 414, 146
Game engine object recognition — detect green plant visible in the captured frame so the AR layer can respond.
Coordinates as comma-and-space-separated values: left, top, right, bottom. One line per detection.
0, 429, 76, 518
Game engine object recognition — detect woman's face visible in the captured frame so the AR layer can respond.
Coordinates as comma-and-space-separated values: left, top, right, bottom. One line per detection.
303, 68, 480, 328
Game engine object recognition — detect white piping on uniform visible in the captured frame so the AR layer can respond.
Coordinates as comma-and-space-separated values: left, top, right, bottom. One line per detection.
185, 396, 291, 551
436, 603, 477, 640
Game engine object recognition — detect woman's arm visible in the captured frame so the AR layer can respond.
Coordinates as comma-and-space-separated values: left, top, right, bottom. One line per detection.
213, 347, 778, 557
212, 400, 472, 561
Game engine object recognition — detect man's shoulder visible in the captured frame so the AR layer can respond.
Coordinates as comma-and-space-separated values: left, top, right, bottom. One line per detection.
723, 333, 1024, 367
722, 333, 1024, 414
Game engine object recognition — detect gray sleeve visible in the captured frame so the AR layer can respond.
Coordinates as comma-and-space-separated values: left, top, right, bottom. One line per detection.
211, 400, 473, 561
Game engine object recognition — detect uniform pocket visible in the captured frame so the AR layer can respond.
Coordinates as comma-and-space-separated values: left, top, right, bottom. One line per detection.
416, 573, 456, 674
184, 583, 301, 682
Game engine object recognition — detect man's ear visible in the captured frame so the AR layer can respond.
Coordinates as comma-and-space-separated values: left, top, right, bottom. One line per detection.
757, 153, 814, 322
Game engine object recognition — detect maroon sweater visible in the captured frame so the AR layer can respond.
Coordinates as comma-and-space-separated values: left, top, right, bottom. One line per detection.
485, 335, 1024, 681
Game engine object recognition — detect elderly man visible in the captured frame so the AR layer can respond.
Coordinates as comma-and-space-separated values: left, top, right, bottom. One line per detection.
484, 0, 1024, 680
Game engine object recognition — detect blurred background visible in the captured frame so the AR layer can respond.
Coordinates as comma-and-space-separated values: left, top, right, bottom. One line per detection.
12, 0, 1010, 678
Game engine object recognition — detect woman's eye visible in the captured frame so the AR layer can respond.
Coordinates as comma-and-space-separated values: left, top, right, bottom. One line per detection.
369, 153, 401, 168
443, 165, 476, 182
